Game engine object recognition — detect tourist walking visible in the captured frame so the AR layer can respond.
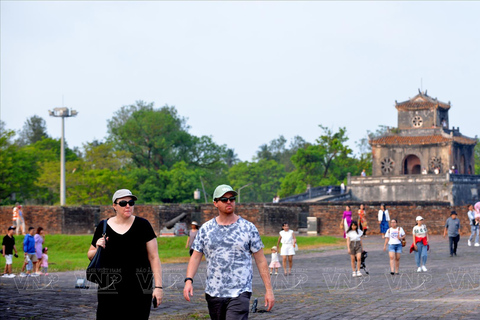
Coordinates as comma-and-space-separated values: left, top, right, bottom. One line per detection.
444, 211, 461, 256
467, 204, 479, 246
269, 246, 281, 275
277, 222, 297, 275
34, 227, 45, 274
12, 203, 25, 235
358, 204, 368, 237
378, 204, 390, 238
41, 247, 49, 275
412, 216, 429, 272
183, 184, 274, 319
383, 219, 405, 275
21, 227, 37, 277
2, 226, 18, 278
185, 221, 199, 256
341, 205, 353, 238
88, 189, 163, 319
346, 221, 364, 277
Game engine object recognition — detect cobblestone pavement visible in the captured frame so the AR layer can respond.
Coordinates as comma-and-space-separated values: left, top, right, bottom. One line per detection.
2, 235, 480, 319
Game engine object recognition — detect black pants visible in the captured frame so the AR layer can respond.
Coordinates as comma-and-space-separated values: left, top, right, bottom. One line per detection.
205, 292, 251, 320
449, 235, 460, 255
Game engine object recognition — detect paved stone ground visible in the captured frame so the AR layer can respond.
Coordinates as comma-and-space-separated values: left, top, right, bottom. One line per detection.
2, 235, 480, 319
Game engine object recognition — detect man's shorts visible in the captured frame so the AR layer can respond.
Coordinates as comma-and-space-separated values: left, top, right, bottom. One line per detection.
205, 291, 251, 320
5, 254, 13, 265
25, 253, 38, 263
349, 241, 362, 255
389, 243, 403, 253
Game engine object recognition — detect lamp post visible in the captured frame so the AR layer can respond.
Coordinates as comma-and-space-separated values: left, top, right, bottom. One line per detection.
237, 183, 252, 203
48, 107, 78, 206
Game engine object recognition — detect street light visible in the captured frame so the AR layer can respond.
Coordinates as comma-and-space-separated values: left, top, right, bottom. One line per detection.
237, 183, 252, 203
48, 107, 78, 205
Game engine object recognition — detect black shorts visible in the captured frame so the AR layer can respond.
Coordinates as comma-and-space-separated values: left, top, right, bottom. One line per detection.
205, 291, 252, 320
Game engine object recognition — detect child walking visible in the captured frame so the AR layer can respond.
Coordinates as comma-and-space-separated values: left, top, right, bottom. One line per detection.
41, 247, 49, 275
269, 246, 281, 275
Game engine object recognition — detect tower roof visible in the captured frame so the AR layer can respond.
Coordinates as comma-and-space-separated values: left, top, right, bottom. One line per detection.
370, 134, 477, 146
395, 90, 451, 111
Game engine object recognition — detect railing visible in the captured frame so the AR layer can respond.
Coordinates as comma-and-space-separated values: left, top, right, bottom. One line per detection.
279, 186, 344, 203
349, 173, 480, 185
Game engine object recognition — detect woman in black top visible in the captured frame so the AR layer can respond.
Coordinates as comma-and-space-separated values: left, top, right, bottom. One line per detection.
88, 189, 163, 319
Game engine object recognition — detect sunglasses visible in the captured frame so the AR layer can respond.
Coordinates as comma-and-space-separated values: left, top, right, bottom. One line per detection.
115, 200, 135, 207
216, 196, 236, 203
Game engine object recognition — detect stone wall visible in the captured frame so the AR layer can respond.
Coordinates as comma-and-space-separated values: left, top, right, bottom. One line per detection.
349, 174, 480, 206
0, 202, 474, 237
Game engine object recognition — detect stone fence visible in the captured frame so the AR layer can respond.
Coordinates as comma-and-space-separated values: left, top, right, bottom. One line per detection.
0, 202, 473, 236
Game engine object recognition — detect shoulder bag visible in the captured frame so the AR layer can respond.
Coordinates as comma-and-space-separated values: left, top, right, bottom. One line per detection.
400, 227, 406, 247
86, 219, 108, 285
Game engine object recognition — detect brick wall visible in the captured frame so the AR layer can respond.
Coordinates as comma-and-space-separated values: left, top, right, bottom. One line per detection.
0, 202, 473, 236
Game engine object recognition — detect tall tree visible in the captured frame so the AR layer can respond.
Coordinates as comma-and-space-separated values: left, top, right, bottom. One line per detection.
255, 135, 307, 172
0, 128, 39, 204
107, 101, 192, 170
278, 126, 355, 198
16, 115, 49, 146
228, 159, 286, 202
315, 125, 352, 178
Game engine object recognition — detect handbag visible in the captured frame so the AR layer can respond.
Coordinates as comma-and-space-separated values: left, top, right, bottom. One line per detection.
399, 227, 406, 247
86, 219, 108, 285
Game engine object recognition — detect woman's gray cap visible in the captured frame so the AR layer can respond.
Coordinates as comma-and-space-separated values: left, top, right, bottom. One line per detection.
112, 189, 138, 203
212, 184, 238, 201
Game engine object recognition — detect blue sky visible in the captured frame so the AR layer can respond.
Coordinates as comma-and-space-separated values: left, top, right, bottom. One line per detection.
2, 1, 479, 161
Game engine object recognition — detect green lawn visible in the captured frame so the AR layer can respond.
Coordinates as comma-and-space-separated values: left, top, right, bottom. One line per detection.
4, 234, 342, 273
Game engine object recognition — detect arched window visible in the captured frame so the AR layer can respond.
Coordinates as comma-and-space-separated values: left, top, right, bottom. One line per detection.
403, 155, 421, 175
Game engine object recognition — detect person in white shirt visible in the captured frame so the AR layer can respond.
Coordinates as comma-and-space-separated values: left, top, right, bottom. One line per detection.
412, 216, 429, 272
277, 223, 297, 276
383, 219, 406, 275
346, 221, 364, 277
378, 204, 391, 238
467, 204, 479, 246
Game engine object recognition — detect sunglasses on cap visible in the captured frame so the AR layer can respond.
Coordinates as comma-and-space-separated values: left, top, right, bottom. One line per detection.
115, 200, 135, 207
215, 196, 236, 203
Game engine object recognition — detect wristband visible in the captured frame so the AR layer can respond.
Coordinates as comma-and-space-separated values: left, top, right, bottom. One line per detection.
184, 277, 193, 283
154, 286, 163, 289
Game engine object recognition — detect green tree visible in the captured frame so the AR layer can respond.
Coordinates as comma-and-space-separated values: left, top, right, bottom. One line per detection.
82, 140, 131, 171
255, 135, 307, 172
0, 125, 44, 204
228, 159, 286, 202
107, 101, 192, 170
16, 115, 50, 146
278, 126, 355, 198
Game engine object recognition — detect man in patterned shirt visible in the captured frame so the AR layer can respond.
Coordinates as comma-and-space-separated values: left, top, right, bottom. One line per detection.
183, 184, 274, 319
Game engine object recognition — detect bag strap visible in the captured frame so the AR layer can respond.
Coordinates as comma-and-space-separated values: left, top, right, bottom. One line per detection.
102, 219, 108, 238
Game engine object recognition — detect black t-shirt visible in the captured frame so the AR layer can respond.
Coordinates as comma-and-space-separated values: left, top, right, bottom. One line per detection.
91, 216, 156, 294
2, 235, 15, 255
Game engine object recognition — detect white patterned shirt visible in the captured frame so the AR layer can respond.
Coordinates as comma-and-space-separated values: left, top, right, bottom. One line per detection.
192, 216, 264, 298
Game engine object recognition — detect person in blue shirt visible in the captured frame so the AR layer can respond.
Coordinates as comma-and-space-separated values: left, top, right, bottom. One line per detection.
20, 227, 38, 277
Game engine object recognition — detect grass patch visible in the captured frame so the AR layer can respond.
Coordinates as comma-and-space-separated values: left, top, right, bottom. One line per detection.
5, 234, 342, 273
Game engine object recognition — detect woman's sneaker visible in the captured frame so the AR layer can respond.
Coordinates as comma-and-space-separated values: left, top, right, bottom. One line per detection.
417, 267, 422, 273
421, 266, 428, 272
352, 271, 357, 277
356, 271, 362, 277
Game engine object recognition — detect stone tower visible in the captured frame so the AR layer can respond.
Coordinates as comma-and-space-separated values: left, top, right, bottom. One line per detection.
348, 90, 479, 205
370, 90, 476, 176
